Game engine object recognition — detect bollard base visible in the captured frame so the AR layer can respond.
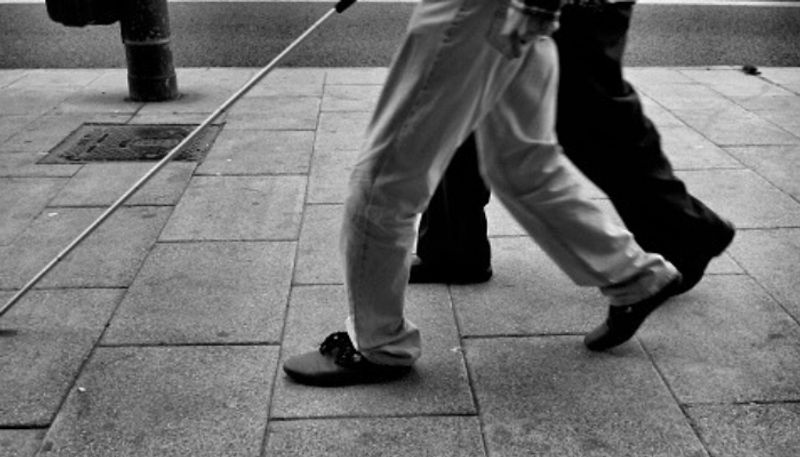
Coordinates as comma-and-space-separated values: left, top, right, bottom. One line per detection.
127, 75, 179, 102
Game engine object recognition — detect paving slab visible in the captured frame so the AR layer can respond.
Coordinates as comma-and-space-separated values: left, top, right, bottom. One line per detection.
321, 84, 382, 112
759, 67, 800, 93
294, 204, 344, 285
451, 237, 605, 336
6, 69, 101, 90
466, 336, 706, 457
265, 416, 484, 457
0, 177, 65, 246
677, 169, 800, 228
626, 67, 696, 86
638, 83, 741, 111
54, 89, 143, 115
641, 275, 800, 403
685, 403, 800, 457
0, 429, 47, 457
0, 113, 132, 153
0, 206, 171, 289
324, 68, 388, 85
40, 346, 277, 457
0, 289, 124, 426
0, 115, 37, 145
0, 69, 28, 88
197, 129, 314, 175
307, 148, 359, 203
679, 68, 795, 99
672, 106, 799, 146
314, 111, 370, 152
0, 88, 73, 116
725, 145, 800, 200
728, 228, 800, 321
753, 108, 800, 138
103, 241, 295, 345
225, 96, 320, 130
49, 162, 196, 207
159, 175, 305, 241
0, 152, 80, 178
272, 285, 475, 418
245, 68, 325, 97
640, 96, 686, 128
659, 124, 743, 170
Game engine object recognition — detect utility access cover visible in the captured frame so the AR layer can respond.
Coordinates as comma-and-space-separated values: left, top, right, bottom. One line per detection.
38, 123, 222, 164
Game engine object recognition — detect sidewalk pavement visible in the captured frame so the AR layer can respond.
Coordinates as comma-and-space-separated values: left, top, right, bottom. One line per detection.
1, 66, 800, 457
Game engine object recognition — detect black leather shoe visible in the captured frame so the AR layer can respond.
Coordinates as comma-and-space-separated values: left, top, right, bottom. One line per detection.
408, 257, 493, 284
584, 275, 683, 351
283, 332, 411, 386
671, 219, 736, 295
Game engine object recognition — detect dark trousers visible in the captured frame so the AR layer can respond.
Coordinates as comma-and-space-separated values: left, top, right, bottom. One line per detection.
416, 3, 730, 273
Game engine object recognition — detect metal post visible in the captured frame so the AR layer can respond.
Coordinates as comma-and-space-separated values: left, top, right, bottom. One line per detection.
121, 0, 179, 101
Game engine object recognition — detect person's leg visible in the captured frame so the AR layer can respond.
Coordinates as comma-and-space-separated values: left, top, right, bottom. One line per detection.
554, 3, 734, 293
412, 133, 493, 284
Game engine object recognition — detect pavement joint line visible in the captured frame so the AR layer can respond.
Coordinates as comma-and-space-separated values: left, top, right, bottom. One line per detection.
269, 411, 481, 422
681, 399, 800, 406
460, 332, 586, 339
98, 341, 283, 348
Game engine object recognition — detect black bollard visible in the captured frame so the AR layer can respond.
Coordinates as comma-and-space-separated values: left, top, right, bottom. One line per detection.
121, 0, 179, 101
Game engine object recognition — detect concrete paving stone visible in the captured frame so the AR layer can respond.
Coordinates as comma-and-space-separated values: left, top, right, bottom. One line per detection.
466, 337, 706, 457
40, 346, 277, 457
731, 93, 800, 112
0, 113, 132, 153
134, 86, 232, 116
246, 68, 326, 97
324, 68, 388, 85
49, 162, 196, 207
685, 403, 800, 457
679, 68, 795, 99
0, 152, 81, 178
273, 285, 475, 418
322, 84, 382, 112
451, 237, 605, 336
6, 69, 101, 89
487, 198, 526, 237
0, 88, 73, 116
225, 96, 321, 130
0, 69, 28, 88
677, 169, 800, 228
753, 109, 800, 138
0, 429, 47, 457
81, 69, 130, 92
0, 115, 38, 145
659, 124, 743, 170
265, 416, 484, 457
185, 68, 255, 88
641, 275, 800, 403
314, 111, 370, 152
0, 177, 65, 246
638, 83, 742, 111
672, 106, 799, 146
307, 148, 360, 203
728, 228, 800, 321
197, 129, 313, 175
102, 241, 295, 345
725, 145, 800, 199
128, 112, 228, 125
0, 289, 124, 425
626, 67, 696, 86
640, 96, 686, 128
759, 67, 800, 93
0, 206, 171, 289
294, 204, 343, 285
54, 88, 143, 114
159, 175, 305, 241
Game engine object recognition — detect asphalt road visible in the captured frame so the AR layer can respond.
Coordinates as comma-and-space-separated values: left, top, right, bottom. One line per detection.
1, 2, 799, 68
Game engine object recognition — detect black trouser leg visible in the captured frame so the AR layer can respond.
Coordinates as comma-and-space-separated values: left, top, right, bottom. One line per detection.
554, 3, 731, 270
416, 134, 491, 270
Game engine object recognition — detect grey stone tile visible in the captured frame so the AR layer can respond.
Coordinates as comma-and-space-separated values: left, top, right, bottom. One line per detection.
273, 285, 475, 418
265, 417, 484, 457
1, 114, 132, 153
755, 109, 800, 138
246, 68, 325, 97
325, 68, 388, 85
728, 228, 800, 321
6, 69, 100, 89
294, 204, 343, 285
626, 68, 696, 86
659, 125, 743, 170
0, 207, 171, 289
759, 67, 800, 93
322, 85, 382, 112
673, 106, 799, 146
0, 69, 28, 88
225, 96, 320, 130
686, 403, 800, 457
677, 169, 800, 228
308, 148, 358, 204
487, 198, 525, 237
0, 115, 37, 145
725, 145, 800, 199
733, 94, 800, 112
0, 152, 80, 178
314, 111, 370, 152
128, 112, 228, 125
41, 346, 277, 457
0, 289, 124, 425
55, 89, 143, 114
466, 337, 706, 457
0, 88, 72, 116
680, 68, 794, 99
0, 429, 47, 457
641, 275, 800, 403
641, 96, 686, 128
103, 241, 294, 345
197, 129, 313, 175
49, 162, 196, 207
639, 83, 741, 111
0, 178, 65, 246
452, 237, 605, 336
134, 87, 231, 116
159, 176, 305, 241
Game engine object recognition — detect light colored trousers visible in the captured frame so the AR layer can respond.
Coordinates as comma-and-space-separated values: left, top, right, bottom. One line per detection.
342, 0, 678, 366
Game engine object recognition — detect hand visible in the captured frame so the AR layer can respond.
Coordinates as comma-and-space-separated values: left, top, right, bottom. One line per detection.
499, 0, 562, 57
